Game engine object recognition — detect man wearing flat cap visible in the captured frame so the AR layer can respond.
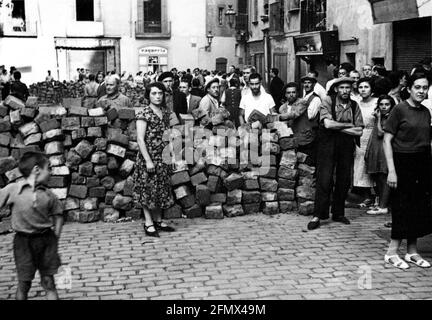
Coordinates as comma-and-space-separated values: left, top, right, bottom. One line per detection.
194, 78, 221, 126
279, 75, 321, 166
158, 71, 188, 116
307, 77, 364, 231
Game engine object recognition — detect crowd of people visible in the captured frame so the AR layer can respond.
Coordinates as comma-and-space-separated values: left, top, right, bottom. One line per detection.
64, 59, 432, 271
1, 57, 432, 299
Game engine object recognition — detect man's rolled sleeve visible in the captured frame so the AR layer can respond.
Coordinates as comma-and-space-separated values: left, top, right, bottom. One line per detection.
319, 96, 333, 124
353, 104, 365, 128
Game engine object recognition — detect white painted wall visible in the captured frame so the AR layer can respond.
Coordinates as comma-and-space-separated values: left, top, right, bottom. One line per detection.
0, 0, 238, 83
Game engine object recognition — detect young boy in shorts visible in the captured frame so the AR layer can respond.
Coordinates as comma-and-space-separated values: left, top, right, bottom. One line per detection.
0, 152, 64, 300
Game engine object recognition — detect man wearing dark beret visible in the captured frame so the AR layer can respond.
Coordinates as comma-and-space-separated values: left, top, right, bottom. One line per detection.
158, 71, 188, 116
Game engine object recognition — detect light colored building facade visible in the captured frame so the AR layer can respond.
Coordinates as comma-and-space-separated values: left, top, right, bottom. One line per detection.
0, 0, 240, 83
239, 0, 431, 86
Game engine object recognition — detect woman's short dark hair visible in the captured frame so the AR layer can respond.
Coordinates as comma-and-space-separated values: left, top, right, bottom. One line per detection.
357, 77, 375, 93
145, 82, 166, 101
19, 152, 49, 178
377, 94, 396, 112
406, 72, 430, 89
88, 74, 96, 82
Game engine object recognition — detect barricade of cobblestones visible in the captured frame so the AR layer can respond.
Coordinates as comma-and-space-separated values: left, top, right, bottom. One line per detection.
0, 92, 316, 223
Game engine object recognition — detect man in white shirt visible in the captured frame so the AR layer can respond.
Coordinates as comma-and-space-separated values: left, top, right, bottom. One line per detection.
239, 73, 276, 125
280, 77, 321, 165
301, 76, 322, 119
304, 70, 327, 101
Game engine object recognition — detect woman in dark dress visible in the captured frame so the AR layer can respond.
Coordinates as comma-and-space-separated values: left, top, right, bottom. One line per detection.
383, 73, 432, 269
134, 82, 175, 237
365, 95, 395, 215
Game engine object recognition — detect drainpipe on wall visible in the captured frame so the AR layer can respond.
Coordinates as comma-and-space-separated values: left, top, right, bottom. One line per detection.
262, 28, 270, 87
36, 0, 42, 36
130, 0, 133, 38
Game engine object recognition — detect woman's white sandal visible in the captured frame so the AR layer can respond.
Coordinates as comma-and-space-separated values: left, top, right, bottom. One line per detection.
404, 254, 431, 268
384, 255, 410, 270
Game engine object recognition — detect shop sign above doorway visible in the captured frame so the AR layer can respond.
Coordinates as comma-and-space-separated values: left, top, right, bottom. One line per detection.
139, 46, 168, 55
368, 0, 432, 24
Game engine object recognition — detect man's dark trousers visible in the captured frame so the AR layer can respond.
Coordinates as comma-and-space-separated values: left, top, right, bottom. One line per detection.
313, 128, 355, 220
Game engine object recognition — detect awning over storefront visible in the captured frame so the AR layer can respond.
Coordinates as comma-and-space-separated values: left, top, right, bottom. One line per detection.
54, 37, 120, 49
368, 0, 432, 24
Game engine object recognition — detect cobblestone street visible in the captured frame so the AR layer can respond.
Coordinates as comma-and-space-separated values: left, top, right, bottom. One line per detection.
1, 209, 432, 300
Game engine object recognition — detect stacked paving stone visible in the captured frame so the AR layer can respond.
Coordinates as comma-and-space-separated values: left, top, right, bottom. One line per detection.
165, 114, 317, 220
0, 95, 143, 223
0, 92, 316, 223
29, 81, 146, 107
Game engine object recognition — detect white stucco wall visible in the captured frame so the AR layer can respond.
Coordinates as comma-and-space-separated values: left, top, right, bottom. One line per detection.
0, 0, 238, 83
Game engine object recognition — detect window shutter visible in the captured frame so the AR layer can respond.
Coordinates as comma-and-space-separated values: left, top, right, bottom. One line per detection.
137, 0, 144, 32
269, 2, 280, 32
161, 0, 168, 34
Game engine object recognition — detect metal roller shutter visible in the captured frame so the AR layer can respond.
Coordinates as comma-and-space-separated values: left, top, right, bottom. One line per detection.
393, 17, 431, 73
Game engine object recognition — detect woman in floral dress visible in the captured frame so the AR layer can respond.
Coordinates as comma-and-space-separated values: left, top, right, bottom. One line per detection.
134, 82, 175, 237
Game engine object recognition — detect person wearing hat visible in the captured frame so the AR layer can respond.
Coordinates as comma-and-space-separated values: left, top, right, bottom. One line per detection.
307, 77, 364, 231
281, 75, 321, 165
303, 70, 327, 101
158, 71, 188, 116
195, 78, 221, 126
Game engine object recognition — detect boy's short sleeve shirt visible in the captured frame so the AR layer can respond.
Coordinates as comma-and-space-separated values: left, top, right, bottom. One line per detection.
0, 181, 63, 234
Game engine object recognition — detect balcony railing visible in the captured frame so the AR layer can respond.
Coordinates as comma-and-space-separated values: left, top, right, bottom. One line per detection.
300, 0, 327, 33
135, 20, 171, 39
0, 21, 38, 37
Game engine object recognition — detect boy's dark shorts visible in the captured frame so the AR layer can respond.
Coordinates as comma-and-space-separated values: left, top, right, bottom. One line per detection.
13, 229, 61, 282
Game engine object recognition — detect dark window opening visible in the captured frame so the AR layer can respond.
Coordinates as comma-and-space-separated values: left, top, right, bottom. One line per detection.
12, 0, 26, 31
218, 7, 224, 25
372, 57, 385, 66
300, 0, 326, 33
346, 53, 356, 69
144, 0, 162, 33
76, 0, 94, 22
